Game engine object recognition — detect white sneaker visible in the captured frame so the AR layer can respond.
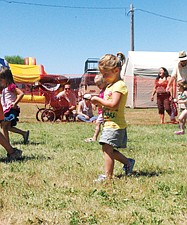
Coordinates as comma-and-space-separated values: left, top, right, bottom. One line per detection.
94, 174, 106, 183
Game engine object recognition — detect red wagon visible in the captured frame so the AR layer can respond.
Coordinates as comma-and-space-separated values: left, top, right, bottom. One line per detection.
33, 76, 77, 122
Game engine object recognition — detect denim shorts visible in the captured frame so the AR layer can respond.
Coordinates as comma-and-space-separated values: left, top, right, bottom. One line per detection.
4, 108, 20, 127
99, 128, 127, 148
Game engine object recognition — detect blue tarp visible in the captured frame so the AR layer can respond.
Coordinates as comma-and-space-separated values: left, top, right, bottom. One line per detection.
0, 58, 9, 69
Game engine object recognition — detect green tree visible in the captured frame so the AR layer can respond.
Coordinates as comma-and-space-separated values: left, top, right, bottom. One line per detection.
4, 55, 24, 64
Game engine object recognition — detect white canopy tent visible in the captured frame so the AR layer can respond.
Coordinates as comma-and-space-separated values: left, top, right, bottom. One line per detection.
122, 51, 178, 108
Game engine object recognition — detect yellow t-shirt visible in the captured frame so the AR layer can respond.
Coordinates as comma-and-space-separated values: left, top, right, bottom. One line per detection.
103, 80, 128, 129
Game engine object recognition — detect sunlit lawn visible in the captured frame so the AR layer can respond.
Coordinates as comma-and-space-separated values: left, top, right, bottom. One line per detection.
0, 104, 186, 224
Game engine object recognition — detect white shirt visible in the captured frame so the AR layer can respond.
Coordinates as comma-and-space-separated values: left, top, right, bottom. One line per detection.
171, 63, 187, 81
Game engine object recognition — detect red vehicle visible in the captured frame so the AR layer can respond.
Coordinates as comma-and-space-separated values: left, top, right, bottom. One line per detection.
9, 59, 77, 122
33, 83, 69, 122
9, 59, 68, 104
33, 77, 77, 122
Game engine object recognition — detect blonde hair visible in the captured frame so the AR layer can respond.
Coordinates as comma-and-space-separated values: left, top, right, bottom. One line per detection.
94, 74, 104, 84
98, 53, 125, 71
94, 73, 107, 87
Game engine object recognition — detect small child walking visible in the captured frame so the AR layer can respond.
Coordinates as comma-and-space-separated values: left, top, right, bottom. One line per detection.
0, 67, 29, 144
91, 53, 135, 181
174, 80, 187, 135
85, 74, 107, 142
0, 101, 22, 160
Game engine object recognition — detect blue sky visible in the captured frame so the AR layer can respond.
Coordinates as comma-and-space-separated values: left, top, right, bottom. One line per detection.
0, 0, 187, 76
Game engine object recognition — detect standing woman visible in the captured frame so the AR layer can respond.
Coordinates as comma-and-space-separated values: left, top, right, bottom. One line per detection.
151, 67, 176, 124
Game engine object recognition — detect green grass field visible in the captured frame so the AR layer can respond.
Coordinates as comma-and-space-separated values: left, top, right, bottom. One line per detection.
0, 104, 186, 225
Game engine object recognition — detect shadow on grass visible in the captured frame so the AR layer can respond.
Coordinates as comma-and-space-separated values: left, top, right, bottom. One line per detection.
133, 170, 162, 177
116, 170, 164, 179
11, 141, 46, 145
0, 155, 53, 163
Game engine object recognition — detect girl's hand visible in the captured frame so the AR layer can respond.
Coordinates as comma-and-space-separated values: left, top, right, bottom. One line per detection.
91, 96, 97, 102
91, 96, 101, 106
11, 102, 17, 108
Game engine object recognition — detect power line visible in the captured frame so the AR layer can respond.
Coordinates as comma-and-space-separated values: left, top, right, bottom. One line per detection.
1, 0, 187, 23
136, 8, 187, 23
0, 0, 127, 10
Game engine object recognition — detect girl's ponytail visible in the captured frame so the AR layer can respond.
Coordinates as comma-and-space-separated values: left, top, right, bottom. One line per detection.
116, 52, 126, 67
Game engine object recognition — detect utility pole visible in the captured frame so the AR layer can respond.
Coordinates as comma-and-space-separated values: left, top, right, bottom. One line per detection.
130, 4, 134, 51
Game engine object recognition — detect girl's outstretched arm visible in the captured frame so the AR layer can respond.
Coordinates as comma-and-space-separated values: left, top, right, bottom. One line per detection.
91, 92, 121, 110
